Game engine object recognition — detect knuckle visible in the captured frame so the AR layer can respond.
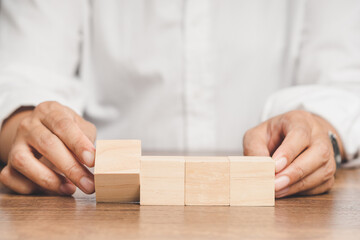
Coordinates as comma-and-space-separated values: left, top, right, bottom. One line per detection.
242, 125, 269, 156
0, 167, 11, 183
37, 132, 57, 152
243, 127, 261, 146
243, 129, 254, 143
46, 101, 61, 110
281, 115, 297, 130
10, 151, 27, 170
39, 174, 58, 190
53, 117, 73, 132
0, 166, 36, 195
18, 118, 32, 132
36, 102, 51, 114
282, 110, 313, 126
294, 126, 310, 140
301, 110, 313, 119
243, 140, 257, 155
293, 164, 305, 181
316, 141, 331, 160
65, 162, 81, 181
18, 185, 36, 195
36, 101, 61, 114
35, 102, 47, 113
73, 135, 87, 152
0, 168, 35, 195
281, 113, 292, 124
302, 188, 315, 196
297, 178, 307, 191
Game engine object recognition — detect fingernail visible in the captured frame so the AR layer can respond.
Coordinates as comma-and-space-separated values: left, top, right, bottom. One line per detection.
59, 183, 76, 195
275, 175, 290, 191
80, 176, 95, 193
275, 187, 289, 198
82, 151, 94, 167
275, 157, 287, 173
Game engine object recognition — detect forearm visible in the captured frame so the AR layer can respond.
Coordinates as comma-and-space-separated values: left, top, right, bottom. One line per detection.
0, 108, 34, 163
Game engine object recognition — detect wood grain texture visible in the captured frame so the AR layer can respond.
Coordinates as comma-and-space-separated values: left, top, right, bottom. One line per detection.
140, 156, 184, 205
229, 156, 274, 206
94, 140, 141, 202
0, 168, 360, 240
94, 140, 141, 173
185, 156, 230, 206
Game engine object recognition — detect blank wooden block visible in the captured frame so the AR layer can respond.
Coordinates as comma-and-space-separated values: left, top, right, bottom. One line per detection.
95, 140, 141, 203
229, 156, 274, 206
140, 156, 185, 205
185, 157, 230, 206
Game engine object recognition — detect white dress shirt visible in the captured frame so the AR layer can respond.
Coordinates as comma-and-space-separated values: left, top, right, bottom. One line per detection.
0, 0, 360, 165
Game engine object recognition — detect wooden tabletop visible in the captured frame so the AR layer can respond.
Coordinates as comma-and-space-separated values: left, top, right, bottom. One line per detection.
0, 168, 360, 240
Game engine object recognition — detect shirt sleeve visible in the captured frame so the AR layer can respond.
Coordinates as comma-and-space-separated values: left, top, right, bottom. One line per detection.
0, 0, 85, 129
262, 0, 360, 166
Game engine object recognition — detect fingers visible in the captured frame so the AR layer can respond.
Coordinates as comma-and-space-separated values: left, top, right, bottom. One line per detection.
272, 119, 312, 173
275, 165, 335, 198
0, 101, 97, 195
276, 177, 335, 198
8, 142, 76, 195
274, 141, 324, 191
244, 111, 336, 198
75, 115, 97, 143
298, 177, 335, 196
26, 124, 94, 194
275, 137, 335, 195
243, 124, 270, 156
0, 165, 38, 195
40, 110, 96, 167
38, 156, 62, 174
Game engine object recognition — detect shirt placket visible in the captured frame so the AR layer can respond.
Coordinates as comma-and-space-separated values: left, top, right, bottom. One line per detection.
184, 0, 216, 152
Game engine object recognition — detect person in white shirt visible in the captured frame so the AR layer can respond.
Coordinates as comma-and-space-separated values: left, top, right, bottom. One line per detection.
0, 0, 359, 198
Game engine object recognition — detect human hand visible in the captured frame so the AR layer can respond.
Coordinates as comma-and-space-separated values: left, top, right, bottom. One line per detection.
243, 110, 343, 198
0, 101, 96, 195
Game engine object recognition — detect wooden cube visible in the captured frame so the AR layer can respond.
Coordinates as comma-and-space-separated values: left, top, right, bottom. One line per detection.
140, 156, 185, 205
94, 140, 141, 203
185, 156, 230, 206
229, 156, 274, 206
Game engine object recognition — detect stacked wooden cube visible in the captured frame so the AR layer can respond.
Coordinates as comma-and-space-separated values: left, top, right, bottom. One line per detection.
95, 140, 274, 206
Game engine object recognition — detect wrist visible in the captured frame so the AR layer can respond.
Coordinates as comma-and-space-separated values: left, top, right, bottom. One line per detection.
0, 107, 34, 163
312, 114, 346, 161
